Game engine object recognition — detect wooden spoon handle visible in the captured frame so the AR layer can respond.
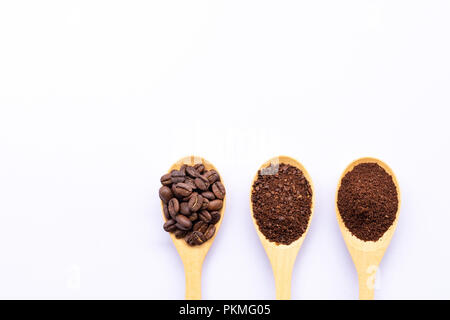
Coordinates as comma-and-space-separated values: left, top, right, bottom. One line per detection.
270, 252, 297, 300
273, 268, 293, 300
183, 260, 203, 300
357, 265, 378, 300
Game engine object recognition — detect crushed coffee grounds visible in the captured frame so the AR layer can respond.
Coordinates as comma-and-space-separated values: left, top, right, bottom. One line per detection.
251, 163, 312, 245
337, 162, 398, 242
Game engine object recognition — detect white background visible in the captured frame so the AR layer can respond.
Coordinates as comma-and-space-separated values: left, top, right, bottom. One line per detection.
0, 1, 449, 299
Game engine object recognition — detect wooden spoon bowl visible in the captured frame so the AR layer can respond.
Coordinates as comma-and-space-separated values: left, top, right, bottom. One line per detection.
335, 157, 401, 300
250, 155, 315, 300
161, 156, 226, 300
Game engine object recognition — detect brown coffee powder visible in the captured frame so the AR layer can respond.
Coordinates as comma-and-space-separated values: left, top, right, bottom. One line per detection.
337, 162, 398, 241
251, 163, 312, 245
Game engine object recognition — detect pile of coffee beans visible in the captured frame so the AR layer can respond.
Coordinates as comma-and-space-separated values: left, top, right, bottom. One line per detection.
251, 163, 313, 245
159, 163, 225, 246
337, 162, 398, 241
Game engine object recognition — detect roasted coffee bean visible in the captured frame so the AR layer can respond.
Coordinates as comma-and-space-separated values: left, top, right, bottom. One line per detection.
207, 199, 223, 211
170, 169, 185, 183
184, 177, 197, 190
159, 186, 173, 203
194, 163, 205, 174
199, 223, 208, 234
168, 198, 180, 218
212, 181, 226, 200
174, 223, 186, 231
182, 195, 192, 202
174, 229, 187, 239
171, 175, 185, 184
160, 173, 172, 186
193, 221, 208, 234
194, 176, 210, 191
189, 212, 198, 221
204, 225, 216, 240
186, 166, 199, 178
159, 164, 225, 246
172, 168, 185, 176
188, 193, 203, 212
181, 188, 194, 201
179, 202, 190, 215
173, 183, 193, 197
201, 198, 209, 210
184, 231, 193, 242
171, 184, 180, 198
201, 191, 216, 200
175, 223, 190, 231
163, 204, 170, 220
199, 210, 212, 223
176, 215, 192, 230
195, 231, 206, 244
193, 221, 205, 232
163, 219, 177, 232
210, 211, 221, 224
204, 170, 220, 184
187, 231, 205, 245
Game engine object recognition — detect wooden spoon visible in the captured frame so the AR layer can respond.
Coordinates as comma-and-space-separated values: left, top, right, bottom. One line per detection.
161, 156, 226, 300
250, 155, 315, 300
335, 157, 401, 300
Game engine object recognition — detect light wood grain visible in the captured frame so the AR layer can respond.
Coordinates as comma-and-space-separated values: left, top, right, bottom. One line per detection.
161, 156, 226, 300
335, 157, 401, 300
250, 156, 315, 300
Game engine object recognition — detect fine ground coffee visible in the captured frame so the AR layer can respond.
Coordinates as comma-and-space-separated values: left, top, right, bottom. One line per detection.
251, 163, 312, 245
160, 164, 225, 246
337, 162, 398, 241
